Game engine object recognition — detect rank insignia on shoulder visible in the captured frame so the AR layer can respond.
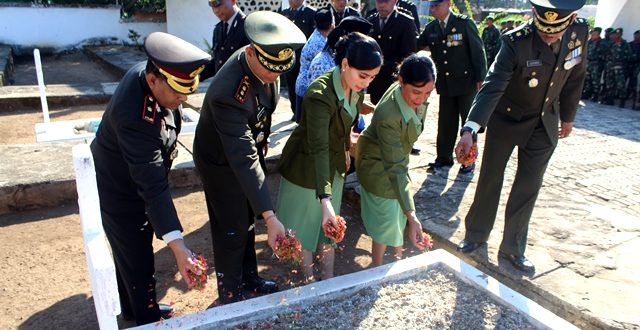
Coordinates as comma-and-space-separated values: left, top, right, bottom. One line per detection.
507, 26, 532, 42
142, 95, 157, 124
234, 76, 251, 104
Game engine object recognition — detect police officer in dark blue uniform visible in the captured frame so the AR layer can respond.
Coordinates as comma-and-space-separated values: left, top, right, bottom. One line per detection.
193, 11, 306, 305
91, 32, 210, 325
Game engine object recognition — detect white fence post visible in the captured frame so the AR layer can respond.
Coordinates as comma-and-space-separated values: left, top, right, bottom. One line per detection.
72, 144, 120, 330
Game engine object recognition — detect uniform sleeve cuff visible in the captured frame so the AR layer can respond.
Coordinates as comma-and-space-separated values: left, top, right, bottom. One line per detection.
162, 230, 183, 244
465, 121, 481, 134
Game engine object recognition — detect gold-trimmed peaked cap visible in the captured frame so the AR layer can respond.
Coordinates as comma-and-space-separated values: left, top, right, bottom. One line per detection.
144, 32, 211, 94
245, 11, 306, 73
530, 0, 585, 34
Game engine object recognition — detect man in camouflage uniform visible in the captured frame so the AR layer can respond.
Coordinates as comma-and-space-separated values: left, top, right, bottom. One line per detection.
628, 30, 640, 109
602, 28, 633, 106
482, 16, 501, 66
582, 27, 604, 101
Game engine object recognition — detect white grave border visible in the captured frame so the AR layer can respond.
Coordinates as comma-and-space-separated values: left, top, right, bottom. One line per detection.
133, 249, 577, 330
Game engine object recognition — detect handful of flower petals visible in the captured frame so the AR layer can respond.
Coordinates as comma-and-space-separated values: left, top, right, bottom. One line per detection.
274, 229, 302, 265
416, 232, 434, 251
456, 142, 479, 167
187, 254, 208, 290
323, 215, 347, 243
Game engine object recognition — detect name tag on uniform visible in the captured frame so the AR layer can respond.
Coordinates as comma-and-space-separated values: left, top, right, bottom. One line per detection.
526, 59, 542, 67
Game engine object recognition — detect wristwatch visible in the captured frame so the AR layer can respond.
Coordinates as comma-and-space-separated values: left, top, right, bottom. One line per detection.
459, 126, 478, 142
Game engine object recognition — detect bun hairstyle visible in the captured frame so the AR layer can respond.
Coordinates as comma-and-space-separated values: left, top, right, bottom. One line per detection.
397, 51, 437, 87
323, 16, 373, 53
333, 32, 383, 70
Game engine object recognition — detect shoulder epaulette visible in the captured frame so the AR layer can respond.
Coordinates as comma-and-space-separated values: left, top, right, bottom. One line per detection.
141, 95, 159, 124
234, 75, 251, 104
395, 9, 413, 21
506, 24, 533, 42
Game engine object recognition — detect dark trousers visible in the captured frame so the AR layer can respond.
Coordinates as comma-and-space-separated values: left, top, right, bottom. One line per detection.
196, 162, 260, 304
284, 61, 301, 115
102, 210, 160, 325
464, 120, 555, 256
436, 91, 476, 164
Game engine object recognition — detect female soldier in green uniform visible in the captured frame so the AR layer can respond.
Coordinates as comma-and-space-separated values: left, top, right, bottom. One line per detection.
356, 52, 436, 266
277, 32, 383, 282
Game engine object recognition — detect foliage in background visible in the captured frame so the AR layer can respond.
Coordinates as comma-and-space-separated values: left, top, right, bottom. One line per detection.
128, 29, 142, 50
0, 0, 115, 4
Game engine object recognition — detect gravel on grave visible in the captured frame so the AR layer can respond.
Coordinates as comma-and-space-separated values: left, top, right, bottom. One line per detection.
228, 266, 542, 330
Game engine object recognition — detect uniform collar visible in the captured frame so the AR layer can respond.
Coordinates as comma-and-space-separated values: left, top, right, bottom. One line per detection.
332, 66, 345, 103
242, 48, 267, 85
225, 10, 240, 29
441, 11, 451, 26
393, 83, 420, 124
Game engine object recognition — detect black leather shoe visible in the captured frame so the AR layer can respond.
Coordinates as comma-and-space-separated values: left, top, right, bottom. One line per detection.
427, 160, 454, 169
121, 303, 173, 321
459, 163, 475, 174
457, 240, 486, 253
410, 147, 421, 155
242, 277, 279, 294
498, 251, 535, 273
159, 303, 174, 319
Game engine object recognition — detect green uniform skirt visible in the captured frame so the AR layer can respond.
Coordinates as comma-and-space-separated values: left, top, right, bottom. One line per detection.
360, 186, 406, 247
277, 173, 344, 252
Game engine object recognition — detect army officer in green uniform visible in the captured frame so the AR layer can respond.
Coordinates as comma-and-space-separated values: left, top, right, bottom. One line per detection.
192, 11, 305, 304
356, 52, 436, 266
455, 0, 588, 273
417, 0, 487, 174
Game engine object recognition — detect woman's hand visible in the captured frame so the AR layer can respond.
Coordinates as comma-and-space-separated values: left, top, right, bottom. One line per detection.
405, 211, 425, 250
320, 198, 337, 228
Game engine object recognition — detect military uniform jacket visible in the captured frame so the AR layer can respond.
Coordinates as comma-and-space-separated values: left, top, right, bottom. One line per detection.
278, 67, 364, 196
356, 82, 427, 212
193, 48, 278, 214
367, 9, 417, 99
468, 20, 588, 147
280, 5, 316, 39
200, 11, 249, 81
326, 4, 360, 25
90, 61, 183, 238
417, 12, 487, 96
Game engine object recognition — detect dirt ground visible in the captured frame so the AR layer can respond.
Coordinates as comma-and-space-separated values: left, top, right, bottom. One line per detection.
0, 51, 432, 329
0, 104, 107, 144
0, 185, 431, 330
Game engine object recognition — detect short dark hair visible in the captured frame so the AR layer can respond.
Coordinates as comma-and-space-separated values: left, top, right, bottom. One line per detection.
145, 60, 162, 77
397, 52, 436, 87
334, 32, 383, 70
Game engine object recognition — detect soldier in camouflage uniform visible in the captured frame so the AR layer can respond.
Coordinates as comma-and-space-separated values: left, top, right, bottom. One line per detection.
628, 30, 640, 109
582, 27, 604, 100
482, 16, 501, 66
596, 27, 614, 102
602, 28, 633, 106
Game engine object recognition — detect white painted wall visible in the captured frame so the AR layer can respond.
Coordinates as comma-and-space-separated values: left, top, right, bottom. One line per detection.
166, 0, 214, 51
595, 0, 638, 40
0, 6, 166, 49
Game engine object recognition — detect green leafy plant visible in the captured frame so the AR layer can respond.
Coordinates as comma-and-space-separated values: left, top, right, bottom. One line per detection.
128, 29, 142, 50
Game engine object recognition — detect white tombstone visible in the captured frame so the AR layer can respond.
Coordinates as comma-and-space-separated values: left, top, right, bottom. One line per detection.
72, 144, 120, 330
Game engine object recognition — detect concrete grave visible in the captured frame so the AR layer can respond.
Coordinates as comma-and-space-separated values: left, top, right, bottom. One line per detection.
133, 250, 576, 330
